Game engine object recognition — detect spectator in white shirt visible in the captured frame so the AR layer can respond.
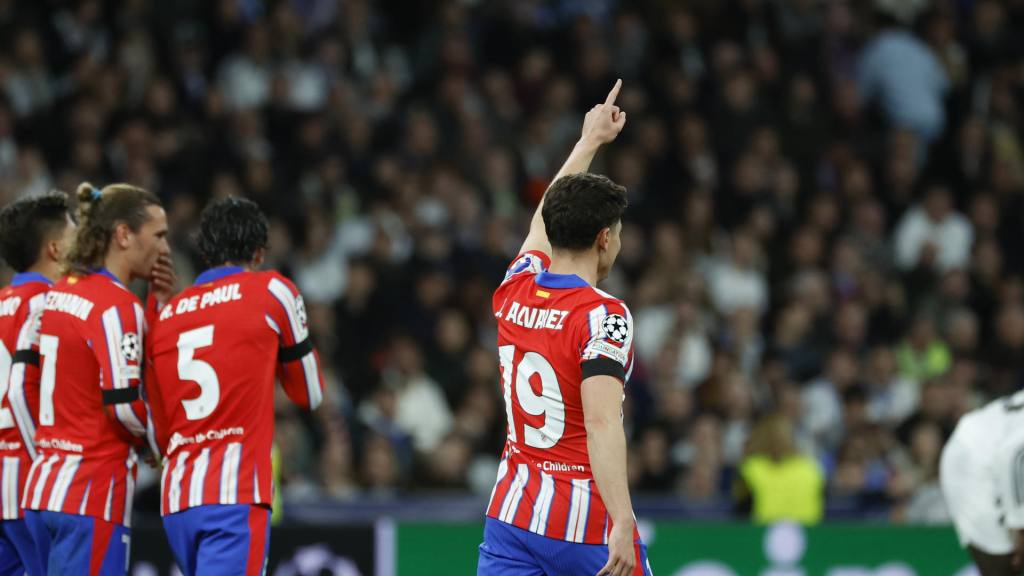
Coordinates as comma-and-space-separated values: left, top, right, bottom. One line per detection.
894, 185, 973, 272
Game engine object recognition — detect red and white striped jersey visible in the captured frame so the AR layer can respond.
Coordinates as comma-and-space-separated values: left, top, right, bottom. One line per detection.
146, 267, 323, 516
486, 251, 637, 545
0, 273, 50, 520
23, 270, 151, 527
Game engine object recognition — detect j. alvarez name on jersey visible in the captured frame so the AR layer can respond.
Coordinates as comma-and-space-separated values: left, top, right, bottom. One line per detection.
499, 301, 570, 331
159, 283, 243, 321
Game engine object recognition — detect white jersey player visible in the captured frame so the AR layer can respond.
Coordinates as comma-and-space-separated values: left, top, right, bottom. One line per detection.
941, 390, 1024, 575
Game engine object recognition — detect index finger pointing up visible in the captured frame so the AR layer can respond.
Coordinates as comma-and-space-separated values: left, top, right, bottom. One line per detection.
604, 79, 622, 107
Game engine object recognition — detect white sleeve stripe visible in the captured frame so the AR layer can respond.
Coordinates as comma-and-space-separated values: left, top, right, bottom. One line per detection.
10, 294, 45, 458
264, 315, 281, 334
267, 278, 308, 342
584, 305, 608, 360
102, 307, 145, 437
268, 279, 321, 408
622, 304, 634, 353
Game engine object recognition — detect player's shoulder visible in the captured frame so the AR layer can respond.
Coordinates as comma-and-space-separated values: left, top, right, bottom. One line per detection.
257, 269, 298, 291
569, 284, 630, 315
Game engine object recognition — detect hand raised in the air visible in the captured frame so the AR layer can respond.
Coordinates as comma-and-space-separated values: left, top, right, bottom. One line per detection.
580, 79, 627, 147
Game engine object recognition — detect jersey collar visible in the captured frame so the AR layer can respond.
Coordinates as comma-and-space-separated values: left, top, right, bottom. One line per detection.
195, 266, 245, 285
95, 267, 126, 287
11, 272, 53, 287
535, 270, 589, 289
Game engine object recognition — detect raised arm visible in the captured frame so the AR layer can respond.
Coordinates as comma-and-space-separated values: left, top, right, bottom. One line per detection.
518, 79, 628, 256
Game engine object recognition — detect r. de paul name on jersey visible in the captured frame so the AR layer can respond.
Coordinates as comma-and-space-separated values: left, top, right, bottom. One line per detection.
159, 283, 243, 321
500, 300, 569, 331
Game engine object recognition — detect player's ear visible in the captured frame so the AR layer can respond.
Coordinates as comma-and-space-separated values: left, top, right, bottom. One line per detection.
596, 227, 611, 252
252, 247, 266, 269
114, 222, 133, 249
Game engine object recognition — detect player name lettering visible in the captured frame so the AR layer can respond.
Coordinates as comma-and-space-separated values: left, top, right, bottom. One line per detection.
162, 283, 244, 321
168, 426, 245, 452
0, 440, 21, 451
540, 460, 586, 473
504, 301, 569, 331
44, 291, 94, 321
37, 437, 84, 453
0, 296, 21, 317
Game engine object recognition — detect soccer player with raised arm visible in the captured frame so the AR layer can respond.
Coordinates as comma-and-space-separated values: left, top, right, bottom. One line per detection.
146, 197, 324, 576
23, 183, 172, 575
0, 192, 75, 576
479, 80, 652, 576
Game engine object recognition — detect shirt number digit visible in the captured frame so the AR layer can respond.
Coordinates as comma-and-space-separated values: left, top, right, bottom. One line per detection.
177, 325, 220, 420
499, 344, 565, 449
38, 335, 58, 426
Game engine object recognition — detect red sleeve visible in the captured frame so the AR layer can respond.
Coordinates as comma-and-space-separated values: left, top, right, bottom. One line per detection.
93, 299, 149, 444
7, 291, 46, 460
264, 274, 324, 410
577, 298, 635, 384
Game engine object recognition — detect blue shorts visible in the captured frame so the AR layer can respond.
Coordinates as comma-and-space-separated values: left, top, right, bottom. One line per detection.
0, 519, 44, 576
162, 504, 270, 576
478, 518, 653, 575
24, 510, 130, 576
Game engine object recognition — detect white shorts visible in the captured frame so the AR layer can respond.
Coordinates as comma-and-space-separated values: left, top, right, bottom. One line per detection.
940, 424, 1015, 555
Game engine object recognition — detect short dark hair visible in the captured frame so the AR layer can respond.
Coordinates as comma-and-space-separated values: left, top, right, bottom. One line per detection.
197, 196, 269, 267
541, 173, 627, 251
0, 192, 71, 272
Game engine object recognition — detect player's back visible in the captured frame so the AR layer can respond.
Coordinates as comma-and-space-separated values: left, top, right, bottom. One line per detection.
25, 271, 147, 524
487, 252, 634, 544
148, 267, 321, 514
0, 274, 49, 519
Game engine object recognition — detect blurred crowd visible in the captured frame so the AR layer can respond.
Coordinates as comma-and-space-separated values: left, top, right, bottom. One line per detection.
1, 0, 1023, 523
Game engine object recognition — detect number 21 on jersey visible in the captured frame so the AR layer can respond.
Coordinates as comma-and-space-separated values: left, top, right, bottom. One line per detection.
499, 345, 565, 449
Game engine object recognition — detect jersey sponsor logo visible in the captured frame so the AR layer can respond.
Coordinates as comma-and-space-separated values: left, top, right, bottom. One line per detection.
36, 437, 84, 453
0, 440, 21, 451
540, 460, 587, 473
601, 314, 629, 343
503, 301, 569, 331
0, 296, 21, 317
168, 426, 245, 453
44, 291, 94, 321
120, 332, 140, 362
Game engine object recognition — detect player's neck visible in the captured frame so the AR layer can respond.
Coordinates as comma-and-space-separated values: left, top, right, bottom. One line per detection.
26, 261, 60, 283
548, 251, 599, 286
101, 256, 133, 286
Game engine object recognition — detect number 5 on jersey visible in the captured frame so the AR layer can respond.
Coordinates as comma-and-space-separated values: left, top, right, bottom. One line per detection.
177, 325, 219, 420
499, 344, 565, 449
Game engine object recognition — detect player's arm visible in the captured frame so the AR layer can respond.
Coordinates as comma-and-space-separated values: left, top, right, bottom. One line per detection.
518, 79, 628, 256
94, 301, 149, 444
577, 301, 636, 576
8, 293, 46, 460
583, 376, 636, 576
266, 275, 324, 411
142, 336, 169, 457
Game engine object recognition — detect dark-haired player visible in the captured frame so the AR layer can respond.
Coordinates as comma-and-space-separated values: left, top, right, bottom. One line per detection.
146, 197, 324, 576
478, 80, 652, 576
23, 183, 172, 575
0, 192, 74, 576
